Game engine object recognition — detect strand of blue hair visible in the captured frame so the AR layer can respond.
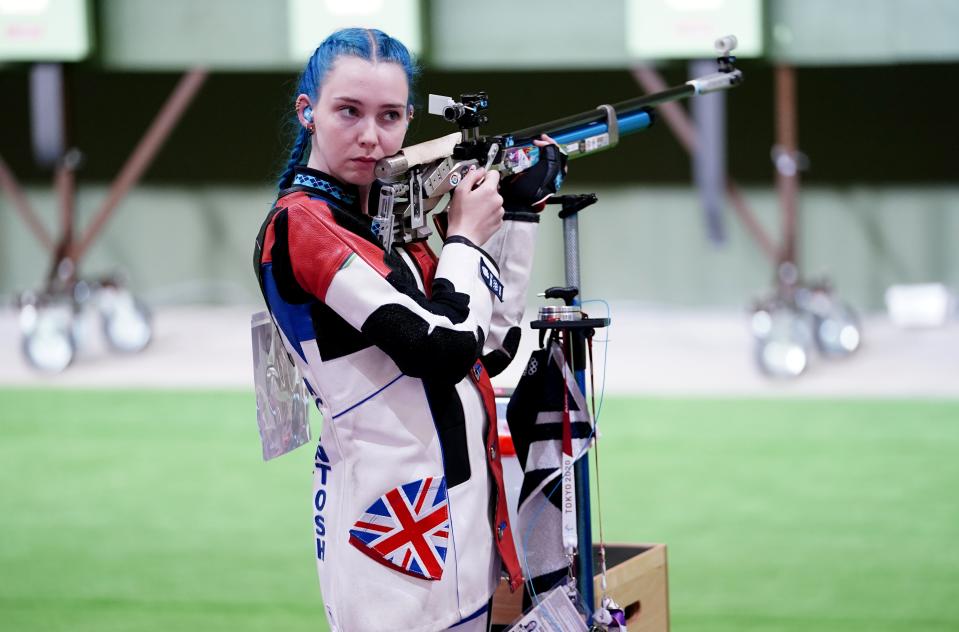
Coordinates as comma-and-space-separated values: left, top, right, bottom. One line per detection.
277, 27, 419, 191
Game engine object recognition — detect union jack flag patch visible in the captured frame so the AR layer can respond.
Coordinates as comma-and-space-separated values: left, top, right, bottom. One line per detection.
348, 476, 450, 580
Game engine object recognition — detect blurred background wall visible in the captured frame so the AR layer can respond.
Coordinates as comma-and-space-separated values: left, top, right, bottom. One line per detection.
1, 0, 957, 311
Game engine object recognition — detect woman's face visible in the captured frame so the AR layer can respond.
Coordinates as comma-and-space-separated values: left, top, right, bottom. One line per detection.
305, 56, 410, 186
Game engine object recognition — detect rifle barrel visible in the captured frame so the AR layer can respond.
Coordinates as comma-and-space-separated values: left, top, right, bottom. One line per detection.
506, 83, 695, 141
375, 70, 742, 177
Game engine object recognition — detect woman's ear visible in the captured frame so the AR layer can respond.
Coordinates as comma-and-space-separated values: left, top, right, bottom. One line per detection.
407, 105, 414, 122
295, 94, 314, 130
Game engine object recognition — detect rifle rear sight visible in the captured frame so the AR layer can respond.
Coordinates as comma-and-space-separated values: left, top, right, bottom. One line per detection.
428, 92, 489, 136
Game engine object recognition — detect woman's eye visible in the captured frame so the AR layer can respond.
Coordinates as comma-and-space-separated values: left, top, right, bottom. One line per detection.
383, 110, 401, 122
339, 106, 359, 117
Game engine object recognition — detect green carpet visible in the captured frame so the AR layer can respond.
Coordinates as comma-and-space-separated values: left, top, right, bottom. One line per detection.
1, 390, 957, 631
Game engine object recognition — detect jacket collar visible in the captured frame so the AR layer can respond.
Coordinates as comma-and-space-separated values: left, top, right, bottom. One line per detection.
283, 166, 387, 249
288, 166, 361, 214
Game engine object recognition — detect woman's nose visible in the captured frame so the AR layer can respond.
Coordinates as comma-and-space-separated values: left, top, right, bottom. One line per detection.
357, 117, 378, 147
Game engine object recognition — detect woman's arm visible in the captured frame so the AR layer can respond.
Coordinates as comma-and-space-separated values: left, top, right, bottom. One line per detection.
478, 137, 567, 376
477, 214, 539, 377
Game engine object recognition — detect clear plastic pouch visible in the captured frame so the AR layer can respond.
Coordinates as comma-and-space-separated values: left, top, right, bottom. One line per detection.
251, 310, 311, 461
507, 579, 589, 632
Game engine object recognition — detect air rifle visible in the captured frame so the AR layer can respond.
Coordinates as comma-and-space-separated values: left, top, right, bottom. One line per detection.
370, 35, 744, 250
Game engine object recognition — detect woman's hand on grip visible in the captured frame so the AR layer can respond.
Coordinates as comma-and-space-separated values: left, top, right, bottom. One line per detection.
446, 166, 504, 245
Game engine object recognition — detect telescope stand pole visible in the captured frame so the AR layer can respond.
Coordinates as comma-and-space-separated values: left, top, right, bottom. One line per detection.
563, 212, 595, 615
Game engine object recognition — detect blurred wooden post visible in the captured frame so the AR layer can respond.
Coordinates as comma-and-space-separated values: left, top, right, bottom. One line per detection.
774, 64, 800, 271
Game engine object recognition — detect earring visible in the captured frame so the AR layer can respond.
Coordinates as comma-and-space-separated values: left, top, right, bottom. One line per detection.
307, 123, 315, 135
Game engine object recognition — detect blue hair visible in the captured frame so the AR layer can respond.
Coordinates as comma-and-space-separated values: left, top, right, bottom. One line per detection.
277, 28, 419, 190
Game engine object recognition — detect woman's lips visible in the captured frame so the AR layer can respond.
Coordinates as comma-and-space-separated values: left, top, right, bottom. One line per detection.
351, 157, 377, 167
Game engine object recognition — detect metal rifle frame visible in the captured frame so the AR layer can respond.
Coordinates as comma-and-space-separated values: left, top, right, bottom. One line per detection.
371, 46, 742, 252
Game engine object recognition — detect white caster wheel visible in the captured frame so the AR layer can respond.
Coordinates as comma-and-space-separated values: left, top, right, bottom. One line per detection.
20, 302, 76, 372
99, 287, 153, 353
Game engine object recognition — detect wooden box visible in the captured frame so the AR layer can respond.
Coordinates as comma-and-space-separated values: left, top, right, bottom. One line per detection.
492, 543, 669, 631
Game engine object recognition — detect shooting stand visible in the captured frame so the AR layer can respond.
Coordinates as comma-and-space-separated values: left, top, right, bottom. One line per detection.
492, 194, 670, 631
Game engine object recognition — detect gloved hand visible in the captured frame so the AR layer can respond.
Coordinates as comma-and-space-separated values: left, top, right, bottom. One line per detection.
499, 135, 568, 212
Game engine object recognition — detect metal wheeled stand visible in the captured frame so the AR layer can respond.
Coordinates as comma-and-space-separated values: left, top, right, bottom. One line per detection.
747, 66, 861, 378
0, 66, 207, 372
630, 63, 861, 378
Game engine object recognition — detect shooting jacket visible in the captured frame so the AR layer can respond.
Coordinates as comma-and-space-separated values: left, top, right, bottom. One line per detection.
254, 166, 537, 631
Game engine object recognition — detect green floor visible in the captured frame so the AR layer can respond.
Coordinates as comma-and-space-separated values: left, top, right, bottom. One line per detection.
1, 390, 957, 631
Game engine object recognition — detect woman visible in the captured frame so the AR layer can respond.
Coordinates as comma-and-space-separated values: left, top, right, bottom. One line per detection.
254, 28, 565, 631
